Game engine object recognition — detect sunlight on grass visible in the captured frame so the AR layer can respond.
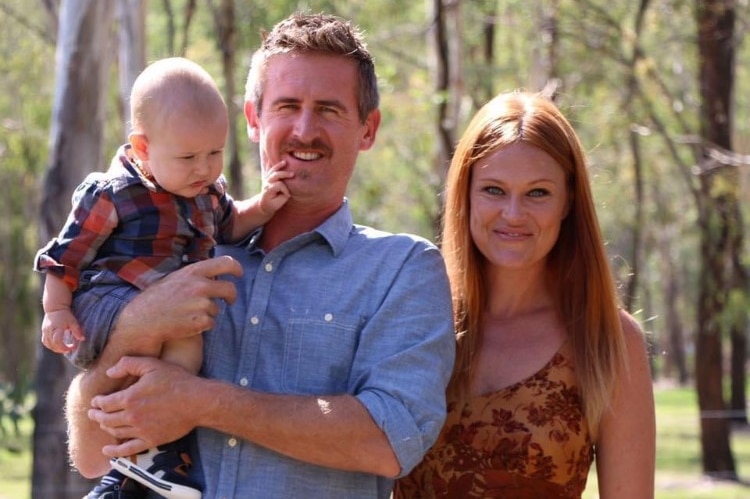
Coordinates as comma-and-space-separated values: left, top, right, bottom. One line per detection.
0, 415, 32, 499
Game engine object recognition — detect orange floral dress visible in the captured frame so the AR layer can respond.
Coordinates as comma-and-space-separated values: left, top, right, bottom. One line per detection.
394, 344, 593, 498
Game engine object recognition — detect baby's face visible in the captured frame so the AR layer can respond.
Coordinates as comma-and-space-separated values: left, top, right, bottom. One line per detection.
144, 111, 228, 198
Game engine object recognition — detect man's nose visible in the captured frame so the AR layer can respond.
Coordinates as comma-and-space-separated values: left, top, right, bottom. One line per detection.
292, 109, 320, 140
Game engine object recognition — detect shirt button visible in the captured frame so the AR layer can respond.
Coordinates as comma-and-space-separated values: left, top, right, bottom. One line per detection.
264, 262, 273, 272
324, 313, 333, 322
250, 316, 259, 325
239, 378, 248, 386
228, 437, 238, 447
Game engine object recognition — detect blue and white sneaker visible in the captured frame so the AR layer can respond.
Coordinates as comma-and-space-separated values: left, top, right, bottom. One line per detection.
84, 469, 147, 498
109, 441, 201, 499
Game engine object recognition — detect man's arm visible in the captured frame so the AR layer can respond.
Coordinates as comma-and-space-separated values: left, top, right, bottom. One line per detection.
66, 256, 242, 478
88, 357, 401, 477
84, 239, 454, 479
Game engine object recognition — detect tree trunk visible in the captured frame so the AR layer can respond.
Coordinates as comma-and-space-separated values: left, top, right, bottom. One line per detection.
208, 0, 243, 198
116, 0, 146, 139
694, 0, 737, 478
663, 251, 689, 385
728, 197, 748, 425
32, 0, 114, 496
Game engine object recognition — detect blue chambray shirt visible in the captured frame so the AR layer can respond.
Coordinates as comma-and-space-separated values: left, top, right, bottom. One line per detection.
189, 200, 455, 498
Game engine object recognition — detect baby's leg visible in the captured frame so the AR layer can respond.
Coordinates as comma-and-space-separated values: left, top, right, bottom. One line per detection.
161, 335, 203, 374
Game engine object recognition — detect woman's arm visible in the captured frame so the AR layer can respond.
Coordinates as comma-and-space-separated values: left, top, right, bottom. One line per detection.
595, 311, 656, 498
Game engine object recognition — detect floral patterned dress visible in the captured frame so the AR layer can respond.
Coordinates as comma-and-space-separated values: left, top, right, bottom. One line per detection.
394, 343, 593, 498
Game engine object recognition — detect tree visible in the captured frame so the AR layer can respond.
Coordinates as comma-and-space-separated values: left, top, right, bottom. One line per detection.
32, 0, 114, 495
207, 0, 244, 198
694, 0, 738, 478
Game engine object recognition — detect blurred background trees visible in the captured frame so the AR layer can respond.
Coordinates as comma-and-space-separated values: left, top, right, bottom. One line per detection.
0, 0, 747, 495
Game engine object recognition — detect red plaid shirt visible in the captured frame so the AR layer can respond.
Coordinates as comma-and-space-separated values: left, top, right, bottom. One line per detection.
35, 145, 236, 291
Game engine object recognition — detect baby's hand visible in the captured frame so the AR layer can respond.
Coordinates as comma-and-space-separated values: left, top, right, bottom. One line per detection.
41, 309, 85, 354
259, 160, 294, 216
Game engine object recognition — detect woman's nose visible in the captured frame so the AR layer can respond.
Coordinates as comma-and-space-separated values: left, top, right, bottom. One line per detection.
501, 196, 524, 221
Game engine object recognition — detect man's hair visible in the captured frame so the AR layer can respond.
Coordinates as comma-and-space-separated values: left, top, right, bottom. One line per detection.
245, 12, 379, 123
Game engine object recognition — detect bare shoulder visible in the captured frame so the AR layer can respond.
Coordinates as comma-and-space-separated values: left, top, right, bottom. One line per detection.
618, 309, 649, 352
616, 309, 653, 387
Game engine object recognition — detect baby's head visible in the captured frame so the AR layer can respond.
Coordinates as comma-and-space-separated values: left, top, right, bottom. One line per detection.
128, 57, 229, 198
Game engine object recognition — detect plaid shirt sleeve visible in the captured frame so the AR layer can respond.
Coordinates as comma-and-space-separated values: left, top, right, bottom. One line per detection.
212, 174, 237, 245
34, 174, 119, 292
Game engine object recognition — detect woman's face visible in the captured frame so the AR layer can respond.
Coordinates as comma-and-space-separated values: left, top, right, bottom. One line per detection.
469, 142, 570, 272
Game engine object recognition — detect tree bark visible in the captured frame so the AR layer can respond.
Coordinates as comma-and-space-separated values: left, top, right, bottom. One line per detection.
116, 0, 146, 139
207, 0, 243, 198
694, 0, 737, 478
32, 0, 114, 496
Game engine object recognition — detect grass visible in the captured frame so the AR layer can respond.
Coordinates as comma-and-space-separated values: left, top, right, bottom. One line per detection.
583, 383, 750, 498
0, 414, 32, 499
1, 384, 749, 498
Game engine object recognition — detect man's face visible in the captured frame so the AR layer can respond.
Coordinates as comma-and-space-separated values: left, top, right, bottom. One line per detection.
246, 52, 380, 210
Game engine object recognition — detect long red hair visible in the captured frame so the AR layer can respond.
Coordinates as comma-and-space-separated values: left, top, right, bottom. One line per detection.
441, 91, 627, 437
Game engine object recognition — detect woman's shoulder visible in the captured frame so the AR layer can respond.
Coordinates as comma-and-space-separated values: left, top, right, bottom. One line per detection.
618, 309, 650, 354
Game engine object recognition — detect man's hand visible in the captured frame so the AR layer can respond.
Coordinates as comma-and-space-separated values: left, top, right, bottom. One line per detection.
118, 255, 243, 347
89, 356, 204, 457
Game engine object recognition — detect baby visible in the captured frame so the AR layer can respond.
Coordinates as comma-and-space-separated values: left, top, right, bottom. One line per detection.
35, 57, 292, 499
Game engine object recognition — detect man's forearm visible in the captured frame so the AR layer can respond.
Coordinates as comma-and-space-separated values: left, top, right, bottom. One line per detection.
195, 378, 401, 476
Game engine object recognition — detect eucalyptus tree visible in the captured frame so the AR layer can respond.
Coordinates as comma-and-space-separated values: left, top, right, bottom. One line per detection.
33, 0, 114, 495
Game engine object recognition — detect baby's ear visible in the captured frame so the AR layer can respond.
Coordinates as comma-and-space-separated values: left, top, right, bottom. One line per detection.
128, 133, 149, 161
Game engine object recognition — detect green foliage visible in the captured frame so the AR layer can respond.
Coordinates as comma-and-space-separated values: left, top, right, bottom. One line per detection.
2, 1, 749, 486
0, 0, 55, 389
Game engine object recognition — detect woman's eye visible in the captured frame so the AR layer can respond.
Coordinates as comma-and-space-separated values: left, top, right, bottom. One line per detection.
528, 189, 549, 198
484, 186, 503, 195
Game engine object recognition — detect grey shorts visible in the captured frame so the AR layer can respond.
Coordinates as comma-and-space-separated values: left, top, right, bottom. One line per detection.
67, 269, 139, 370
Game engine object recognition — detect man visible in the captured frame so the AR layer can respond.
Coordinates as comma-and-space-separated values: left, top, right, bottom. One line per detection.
66, 12, 455, 498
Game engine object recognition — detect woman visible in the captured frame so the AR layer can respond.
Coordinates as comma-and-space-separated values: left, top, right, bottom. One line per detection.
395, 92, 655, 498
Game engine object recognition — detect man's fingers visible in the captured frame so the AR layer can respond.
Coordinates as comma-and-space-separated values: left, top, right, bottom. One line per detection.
189, 255, 243, 280
103, 439, 149, 458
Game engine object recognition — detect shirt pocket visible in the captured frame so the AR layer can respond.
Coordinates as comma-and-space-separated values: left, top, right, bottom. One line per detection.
282, 313, 364, 394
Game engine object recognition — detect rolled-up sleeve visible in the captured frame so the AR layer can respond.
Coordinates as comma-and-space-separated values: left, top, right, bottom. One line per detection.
352, 243, 455, 476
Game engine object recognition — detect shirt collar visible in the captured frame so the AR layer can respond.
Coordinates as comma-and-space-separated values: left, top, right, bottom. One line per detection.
244, 198, 353, 257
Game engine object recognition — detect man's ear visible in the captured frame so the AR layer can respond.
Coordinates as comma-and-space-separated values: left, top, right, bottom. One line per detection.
244, 101, 261, 143
129, 133, 149, 161
359, 109, 381, 151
